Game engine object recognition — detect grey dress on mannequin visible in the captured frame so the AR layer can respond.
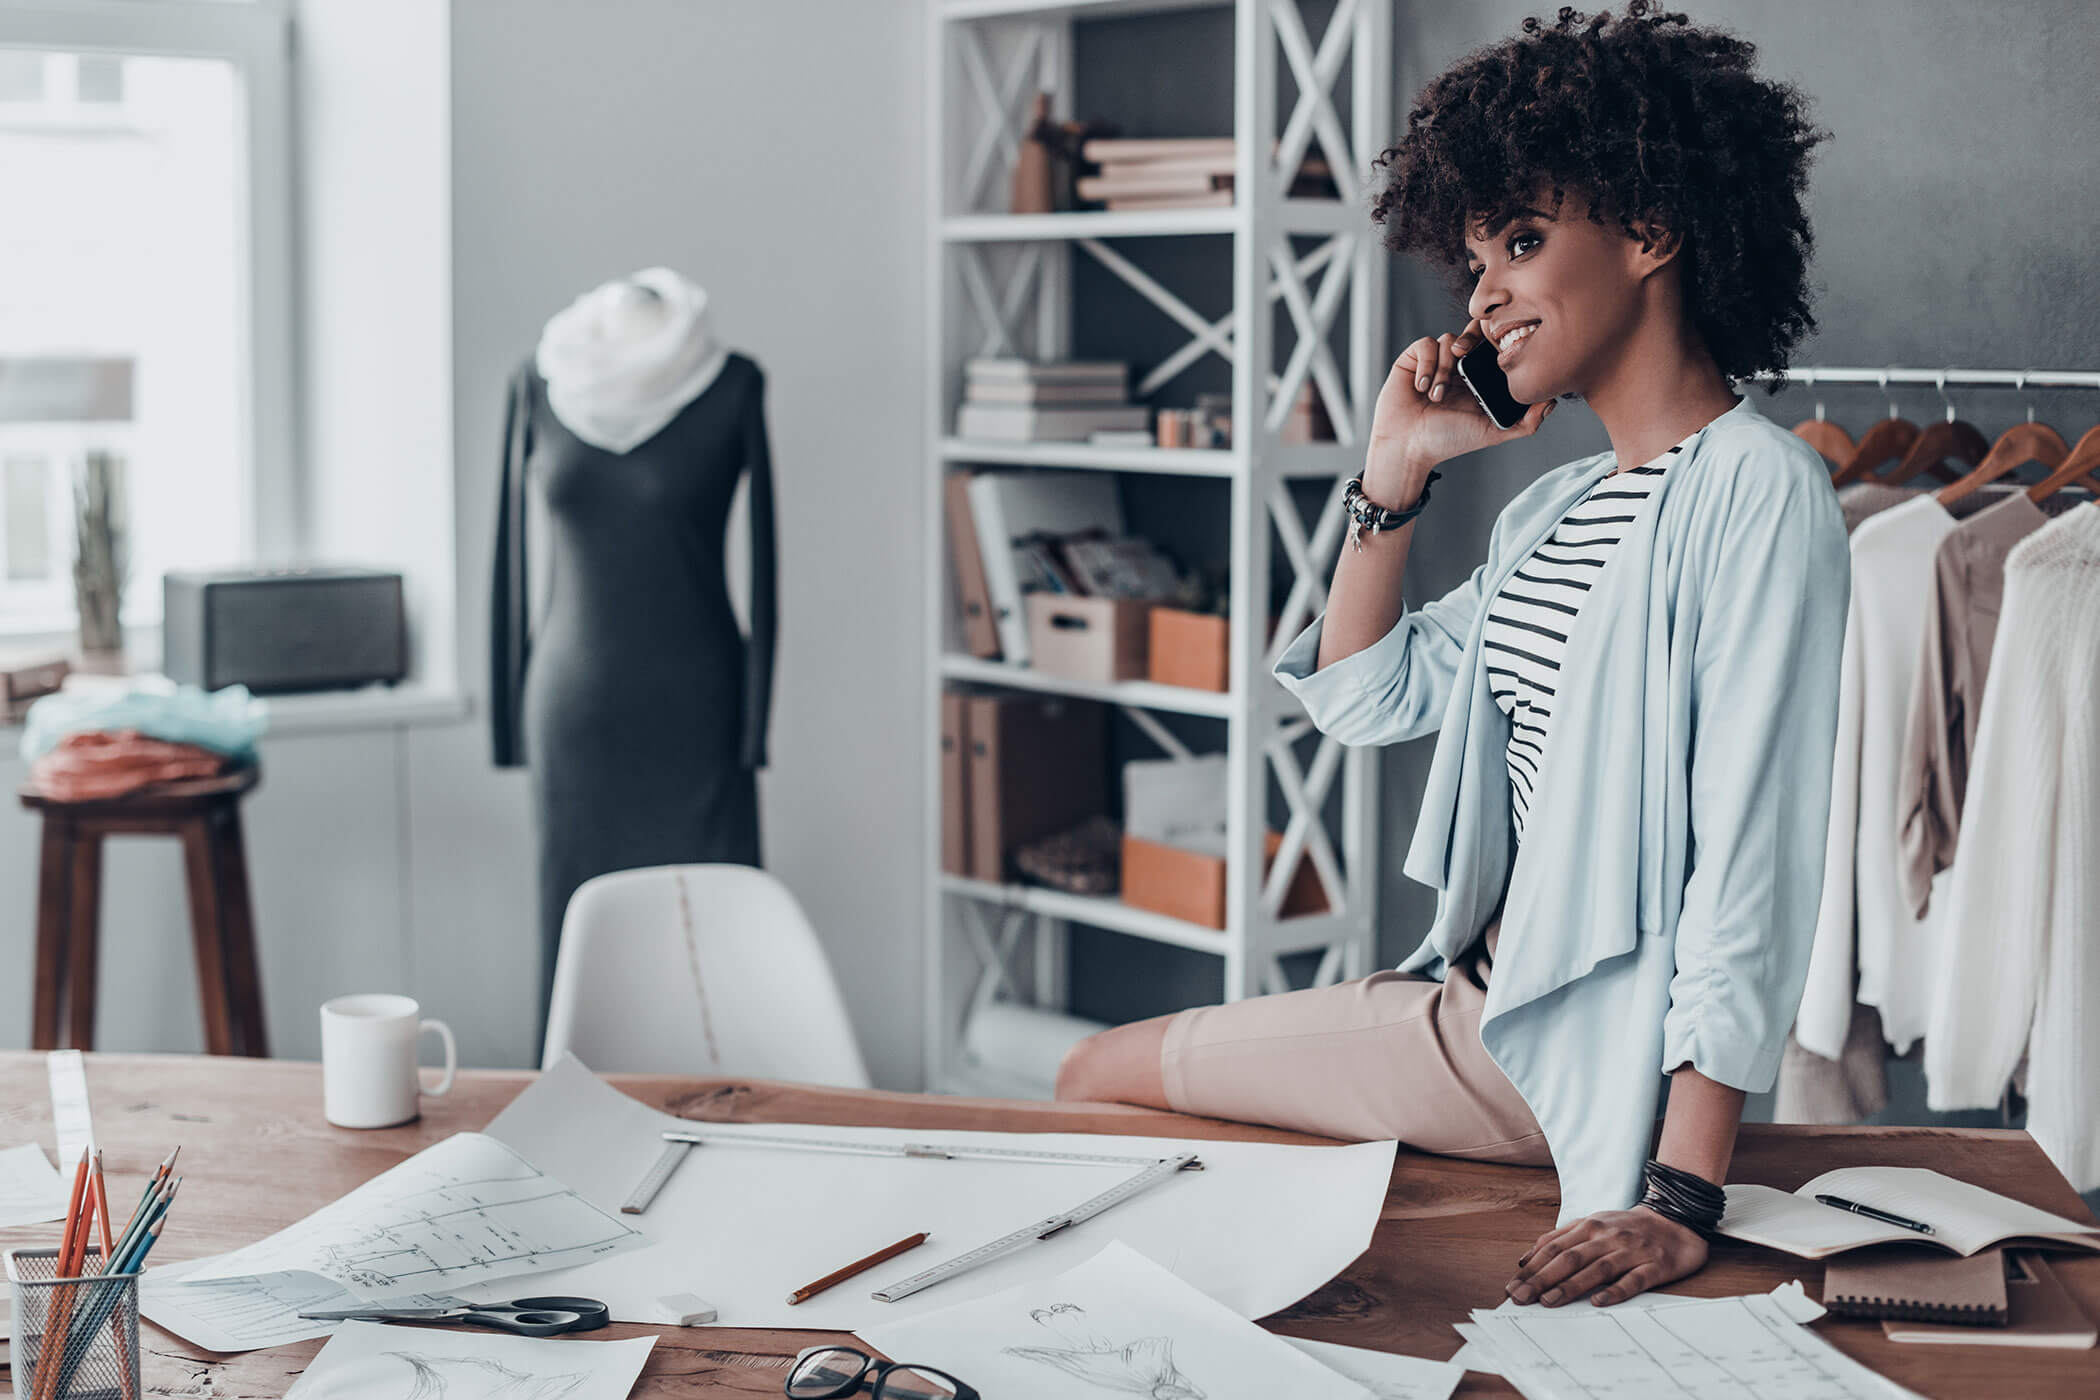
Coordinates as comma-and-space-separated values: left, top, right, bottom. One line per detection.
489, 351, 777, 1036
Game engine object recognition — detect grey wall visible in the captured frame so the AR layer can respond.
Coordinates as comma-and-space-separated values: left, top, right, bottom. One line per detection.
446, 0, 927, 1086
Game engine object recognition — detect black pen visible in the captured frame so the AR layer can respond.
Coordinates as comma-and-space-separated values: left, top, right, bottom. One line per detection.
1815, 1193, 1936, 1235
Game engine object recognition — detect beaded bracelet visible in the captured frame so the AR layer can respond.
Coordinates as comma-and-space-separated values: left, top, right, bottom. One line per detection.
1343, 470, 1441, 553
1637, 1158, 1727, 1233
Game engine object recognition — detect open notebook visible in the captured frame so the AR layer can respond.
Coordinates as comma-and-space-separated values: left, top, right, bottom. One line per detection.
1719, 1167, 2100, 1260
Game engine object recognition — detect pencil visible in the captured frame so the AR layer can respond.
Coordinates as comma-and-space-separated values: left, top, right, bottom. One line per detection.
87, 1151, 136, 1400
786, 1232, 929, 1306
89, 1150, 114, 1259
35, 1154, 95, 1400
57, 1149, 90, 1265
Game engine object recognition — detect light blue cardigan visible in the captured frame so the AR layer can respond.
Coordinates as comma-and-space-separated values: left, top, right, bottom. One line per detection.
1272, 393, 1850, 1224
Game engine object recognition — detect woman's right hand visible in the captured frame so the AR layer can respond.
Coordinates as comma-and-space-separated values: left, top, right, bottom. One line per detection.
1362, 317, 1557, 506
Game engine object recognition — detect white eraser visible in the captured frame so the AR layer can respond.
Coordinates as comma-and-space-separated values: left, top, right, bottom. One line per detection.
654, 1292, 717, 1326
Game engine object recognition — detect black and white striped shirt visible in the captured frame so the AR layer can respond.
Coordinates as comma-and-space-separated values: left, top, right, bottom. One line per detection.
1481, 435, 1693, 844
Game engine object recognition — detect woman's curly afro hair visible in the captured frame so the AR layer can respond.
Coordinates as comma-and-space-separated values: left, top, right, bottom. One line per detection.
1370, 2, 1830, 389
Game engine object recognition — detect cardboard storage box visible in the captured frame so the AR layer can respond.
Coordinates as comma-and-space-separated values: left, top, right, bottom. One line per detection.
1147, 607, 1228, 692
1121, 828, 1330, 930
1026, 594, 1159, 684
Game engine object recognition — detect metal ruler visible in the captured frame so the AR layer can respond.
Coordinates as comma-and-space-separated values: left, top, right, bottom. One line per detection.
869, 1151, 1202, 1303
659, 1129, 1200, 1173
621, 1140, 692, 1214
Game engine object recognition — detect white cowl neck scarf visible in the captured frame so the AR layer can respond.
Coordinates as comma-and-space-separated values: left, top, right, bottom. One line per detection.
533, 266, 732, 454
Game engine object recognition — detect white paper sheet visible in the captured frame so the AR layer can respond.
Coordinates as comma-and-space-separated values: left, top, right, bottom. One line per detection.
1280, 1336, 1464, 1400
140, 1259, 457, 1354
469, 1055, 1397, 1330
282, 1320, 655, 1400
0, 1143, 65, 1228
183, 1131, 643, 1295
1444, 1281, 1823, 1374
1465, 1293, 1924, 1399
46, 1049, 95, 1172
857, 1241, 1372, 1399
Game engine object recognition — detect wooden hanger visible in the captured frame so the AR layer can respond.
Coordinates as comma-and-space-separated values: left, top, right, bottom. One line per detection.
1937, 422, 2070, 507
1830, 415, 1920, 486
2027, 424, 2100, 503
1792, 418, 1855, 470
1885, 417, 1988, 485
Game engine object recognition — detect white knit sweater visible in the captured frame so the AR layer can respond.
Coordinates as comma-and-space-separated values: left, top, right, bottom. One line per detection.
1924, 502, 2100, 1191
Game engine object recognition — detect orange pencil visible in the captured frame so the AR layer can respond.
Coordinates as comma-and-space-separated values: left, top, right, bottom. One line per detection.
786, 1232, 930, 1306
57, 1150, 90, 1260
36, 1153, 96, 1400
89, 1150, 114, 1260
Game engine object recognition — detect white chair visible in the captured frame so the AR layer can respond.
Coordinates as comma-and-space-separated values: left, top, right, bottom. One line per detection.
540, 863, 871, 1088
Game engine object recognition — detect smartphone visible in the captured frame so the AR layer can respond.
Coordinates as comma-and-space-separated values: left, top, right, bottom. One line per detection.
1456, 338, 1530, 431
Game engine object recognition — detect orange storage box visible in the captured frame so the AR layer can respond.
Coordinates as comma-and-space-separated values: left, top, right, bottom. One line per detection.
1121, 828, 1330, 930
1147, 607, 1228, 692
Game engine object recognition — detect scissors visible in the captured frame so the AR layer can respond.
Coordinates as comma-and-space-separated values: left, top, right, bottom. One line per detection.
298, 1294, 611, 1337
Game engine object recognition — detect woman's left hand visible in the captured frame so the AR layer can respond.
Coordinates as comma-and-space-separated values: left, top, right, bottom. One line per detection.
1505, 1206, 1708, 1307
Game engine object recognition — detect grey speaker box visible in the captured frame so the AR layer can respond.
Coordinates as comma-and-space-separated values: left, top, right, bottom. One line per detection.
162, 567, 407, 694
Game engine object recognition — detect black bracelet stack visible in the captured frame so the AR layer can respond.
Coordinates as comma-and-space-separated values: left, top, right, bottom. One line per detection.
1343, 470, 1440, 553
1638, 1159, 1727, 1233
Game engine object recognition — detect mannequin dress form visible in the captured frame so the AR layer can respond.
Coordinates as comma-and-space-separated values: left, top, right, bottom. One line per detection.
490, 270, 777, 1039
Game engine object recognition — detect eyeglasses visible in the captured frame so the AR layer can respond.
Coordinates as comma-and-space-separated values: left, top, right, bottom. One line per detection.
785, 1345, 979, 1400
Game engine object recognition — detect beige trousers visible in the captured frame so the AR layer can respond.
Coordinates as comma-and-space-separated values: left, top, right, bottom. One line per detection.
1159, 916, 1551, 1165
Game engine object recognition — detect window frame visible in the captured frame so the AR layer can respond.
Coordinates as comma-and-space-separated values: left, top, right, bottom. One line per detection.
0, 0, 297, 620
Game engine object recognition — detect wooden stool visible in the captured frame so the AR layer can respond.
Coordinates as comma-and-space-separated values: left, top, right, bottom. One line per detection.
22, 763, 268, 1056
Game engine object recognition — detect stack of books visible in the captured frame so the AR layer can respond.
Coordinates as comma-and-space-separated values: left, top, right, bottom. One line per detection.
955, 359, 1148, 442
1076, 138, 1338, 211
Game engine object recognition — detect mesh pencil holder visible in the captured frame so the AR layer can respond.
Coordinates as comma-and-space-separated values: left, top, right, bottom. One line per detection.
5, 1246, 142, 1400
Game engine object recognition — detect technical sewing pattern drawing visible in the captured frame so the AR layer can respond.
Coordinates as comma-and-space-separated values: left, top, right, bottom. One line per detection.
190, 1133, 642, 1294
390, 1350, 590, 1400
1003, 1302, 1207, 1399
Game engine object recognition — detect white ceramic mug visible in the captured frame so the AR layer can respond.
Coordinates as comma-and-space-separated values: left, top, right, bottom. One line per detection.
320, 994, 457, 1129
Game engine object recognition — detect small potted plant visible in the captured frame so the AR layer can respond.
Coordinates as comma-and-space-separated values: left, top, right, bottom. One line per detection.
72, 448, 128, 673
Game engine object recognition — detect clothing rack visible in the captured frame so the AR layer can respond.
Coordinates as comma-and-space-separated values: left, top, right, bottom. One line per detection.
1768, 366, 2100, 392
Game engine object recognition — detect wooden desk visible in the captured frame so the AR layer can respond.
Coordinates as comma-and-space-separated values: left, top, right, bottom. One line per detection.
1, 1054, 2093, 1398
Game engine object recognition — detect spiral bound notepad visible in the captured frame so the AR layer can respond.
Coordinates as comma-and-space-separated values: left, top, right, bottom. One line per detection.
1823, 1247, 2009, 1325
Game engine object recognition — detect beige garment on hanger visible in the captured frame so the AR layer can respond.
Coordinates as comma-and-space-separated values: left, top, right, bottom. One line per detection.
1772, 480, 1921, 1124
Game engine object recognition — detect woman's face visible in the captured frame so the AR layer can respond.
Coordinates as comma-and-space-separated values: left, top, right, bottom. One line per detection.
1462, 188, 1654, 403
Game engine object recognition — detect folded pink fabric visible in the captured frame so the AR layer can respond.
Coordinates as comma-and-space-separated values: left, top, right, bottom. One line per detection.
31, 728, 227, 802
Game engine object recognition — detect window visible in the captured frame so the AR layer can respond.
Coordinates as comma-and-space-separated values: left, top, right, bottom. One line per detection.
0, 1, 292, 638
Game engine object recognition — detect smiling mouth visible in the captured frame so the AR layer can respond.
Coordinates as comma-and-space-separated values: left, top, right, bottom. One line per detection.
1496, 323, 1539, 361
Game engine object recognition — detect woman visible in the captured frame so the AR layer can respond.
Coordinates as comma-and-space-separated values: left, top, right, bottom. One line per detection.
1056, 3, 1848, 1310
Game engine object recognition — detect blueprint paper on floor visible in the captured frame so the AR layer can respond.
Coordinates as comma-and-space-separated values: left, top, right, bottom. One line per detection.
180, 1132, 643, 1294
469, 1055, 1397, 1330
857, 1240, 1372, 1400
282, 1320, 655, 1400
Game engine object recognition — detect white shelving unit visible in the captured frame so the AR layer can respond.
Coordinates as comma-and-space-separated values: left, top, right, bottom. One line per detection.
923, 0, 1393, 1095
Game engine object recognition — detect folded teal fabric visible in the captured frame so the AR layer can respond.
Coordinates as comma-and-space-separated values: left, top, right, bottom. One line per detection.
19, 683, 267, 763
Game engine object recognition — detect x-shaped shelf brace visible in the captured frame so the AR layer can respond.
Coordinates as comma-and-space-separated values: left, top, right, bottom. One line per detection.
958, 896, 1033, 1030
958, 22, 1047, 212
1076, 235, 1353, 413
1269, 0, 1364, 206
1263, 713, 1350, 924
1265, 468, 1353, 668
958, 242, 1046, 358
1266, 233, 1358, 445
1257, 941, 1353, 997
